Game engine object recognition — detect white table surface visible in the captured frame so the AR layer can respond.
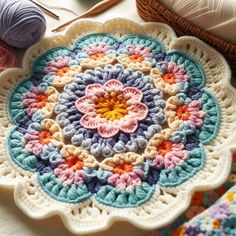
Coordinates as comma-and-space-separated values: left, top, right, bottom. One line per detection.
0, 0, 151, 236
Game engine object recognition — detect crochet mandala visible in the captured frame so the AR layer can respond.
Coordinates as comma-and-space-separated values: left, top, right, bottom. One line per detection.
0, 19, 235, 233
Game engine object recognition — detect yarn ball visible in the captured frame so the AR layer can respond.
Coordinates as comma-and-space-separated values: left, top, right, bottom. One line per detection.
0, 40, 17, 72
0, 0, 46, 48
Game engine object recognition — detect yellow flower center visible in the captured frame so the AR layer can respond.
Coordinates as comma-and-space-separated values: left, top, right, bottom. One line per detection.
57, 66, 69, 76
129, 54, 144, 62
95, 93, 128, 121
91, 52, 104, 60
38, 130, 52, 144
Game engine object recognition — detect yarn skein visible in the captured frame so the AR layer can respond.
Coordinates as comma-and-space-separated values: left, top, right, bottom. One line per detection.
0, 40, 17, 72
0, 0, 46, 48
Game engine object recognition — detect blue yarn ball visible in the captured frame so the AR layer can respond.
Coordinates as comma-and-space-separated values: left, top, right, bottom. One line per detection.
0, 0, 46, 48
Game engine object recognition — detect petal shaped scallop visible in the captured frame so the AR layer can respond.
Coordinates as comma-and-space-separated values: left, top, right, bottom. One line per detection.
166, 51, 205, 89
95, 182, 155, 208
8, 129, 38, 172
119, 118, 138, 134
123, 87, 143, 102
32, 47, 73, 77
198, 89, 221, 144
104, 79, 124, 92
159, 145, 205, 187
75, 96, 96, 114
128, 102, 149, 121
119, 34, 164, 55
9, 80, 34, 124
80, 113, 103, 129
73, 33, 119, 51
85, 83, 103, 96
38, 172, 91, 203
97, 122, 119, 138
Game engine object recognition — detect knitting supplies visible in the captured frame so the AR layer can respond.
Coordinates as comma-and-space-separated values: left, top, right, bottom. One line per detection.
0, 0, 46, 48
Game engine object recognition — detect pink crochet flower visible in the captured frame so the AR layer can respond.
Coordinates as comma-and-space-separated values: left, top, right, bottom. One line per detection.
84, 43, 112, 57
185, 101, 205, 127
53, 146, 98, 185
101, 153, 144, 190
127, 45, 153, 59
44, 57, 70, 74
165, 97, 205, 129
75, 79, 148, 138
159, 62, 189, 83
152, 141, 188, 169
23, 86, 58, 117
24, 119, 63, 156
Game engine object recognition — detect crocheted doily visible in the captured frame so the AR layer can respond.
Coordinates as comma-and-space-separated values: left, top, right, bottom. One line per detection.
0, 19, 235, 234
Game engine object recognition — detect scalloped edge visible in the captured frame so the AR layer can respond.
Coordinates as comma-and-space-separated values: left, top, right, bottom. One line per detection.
0, 18, 235, 234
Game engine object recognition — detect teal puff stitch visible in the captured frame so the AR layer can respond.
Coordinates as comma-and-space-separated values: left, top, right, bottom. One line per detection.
8, 129, 38, 172
32, 47, 73, 77
38, 172, 92, 203
120, 34, 164, 54
159, 145, 205, 187
8, 80, 33, 124
95, 182, 155, 208
199, 89, 221, 144
167, 51, 205, 88
73, 33, 118, 50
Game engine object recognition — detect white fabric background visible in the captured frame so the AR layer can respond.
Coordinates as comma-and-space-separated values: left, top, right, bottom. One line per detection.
0, 0, 151, 236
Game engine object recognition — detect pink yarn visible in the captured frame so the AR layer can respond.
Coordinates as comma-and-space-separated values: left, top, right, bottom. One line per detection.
0, 40, 17, 71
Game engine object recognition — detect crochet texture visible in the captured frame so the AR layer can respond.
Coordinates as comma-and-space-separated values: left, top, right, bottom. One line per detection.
0, 19, 235, 234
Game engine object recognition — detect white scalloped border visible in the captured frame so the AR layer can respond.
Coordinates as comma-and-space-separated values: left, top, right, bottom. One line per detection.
0, 18, 235, 234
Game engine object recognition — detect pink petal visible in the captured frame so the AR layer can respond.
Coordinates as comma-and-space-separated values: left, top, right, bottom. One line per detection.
120, 173, 132, 187
80, 113, 102, 129
24, 133, 39, 141
74, 170, 87, 184
25, 92, 37, 99
123, 87, 143, 102
85, 83, 103, 96
27, 107, 38, 116
31, 87, 41, 94
130, 176, 142, 186
44, 67, 58, 74
164, 150, 188, 169
164, 154, 181, 169
23, 99, 37, 107
119, 118, 138, 133
127, 45, 136, 54
104, 79, 123, 92
171, 143, 185, 151
153, 155, 165, 168
107, 174, 120, 186
75, 96, 95, 114
132, 168, 144, 178
97, 122, 119, 138
128, 102, 148, 120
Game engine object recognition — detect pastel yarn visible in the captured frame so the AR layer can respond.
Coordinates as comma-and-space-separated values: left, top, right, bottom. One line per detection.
0, 40, 17, 71
0, 0, 46, 48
